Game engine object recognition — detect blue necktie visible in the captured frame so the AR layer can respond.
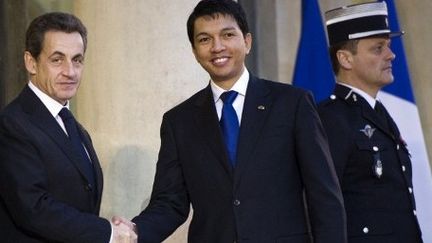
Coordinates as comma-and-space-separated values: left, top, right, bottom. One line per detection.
59, 108, 96, 187
220, 91, 239, 166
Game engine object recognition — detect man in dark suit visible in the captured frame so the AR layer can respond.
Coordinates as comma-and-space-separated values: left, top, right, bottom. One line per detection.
318, 2, 422, 242
0, 12, 136, 243
121, 1, 346, 242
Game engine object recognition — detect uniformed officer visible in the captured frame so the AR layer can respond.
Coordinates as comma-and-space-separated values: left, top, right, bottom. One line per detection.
318, 1, 423, 242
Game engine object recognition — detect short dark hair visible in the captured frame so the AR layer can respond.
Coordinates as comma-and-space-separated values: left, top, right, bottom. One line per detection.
187, 0, 249, 47
25, 12, 87, 59
329, 39, 359, 74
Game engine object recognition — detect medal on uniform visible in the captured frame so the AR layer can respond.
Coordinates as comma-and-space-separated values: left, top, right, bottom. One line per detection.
373, 159, 383, 178
373, 152, 383, 178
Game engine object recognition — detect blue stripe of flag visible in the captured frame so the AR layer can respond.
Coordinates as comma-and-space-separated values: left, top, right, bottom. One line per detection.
292, 0, 334, 102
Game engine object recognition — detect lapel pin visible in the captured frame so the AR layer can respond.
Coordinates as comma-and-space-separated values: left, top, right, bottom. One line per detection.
257, 105, 265, 110
360, 124, 376, 139
353, 94, 357, 102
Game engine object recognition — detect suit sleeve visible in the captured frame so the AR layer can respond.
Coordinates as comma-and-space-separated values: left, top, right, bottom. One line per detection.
132, 114, 190, 243
293, 92, 347, 243
0, 115, 111, 243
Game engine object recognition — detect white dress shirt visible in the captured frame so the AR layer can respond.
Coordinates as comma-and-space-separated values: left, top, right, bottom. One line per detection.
28, 81, 69, 134
210, 67, 249, 124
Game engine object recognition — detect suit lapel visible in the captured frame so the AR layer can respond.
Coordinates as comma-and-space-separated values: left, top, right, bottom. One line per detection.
379, 104, 401, 139
19, 87, 97, 187
193, 86, 233, 176
192, 78, 273, 180
334, 84, 396, 140
77, 123, 104, 207
360, 101, 396, 140
234, 77, 271, 184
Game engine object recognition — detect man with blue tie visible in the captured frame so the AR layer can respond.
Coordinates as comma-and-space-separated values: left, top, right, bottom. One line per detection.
125, 0, 346, 242
0, 12, 136, 242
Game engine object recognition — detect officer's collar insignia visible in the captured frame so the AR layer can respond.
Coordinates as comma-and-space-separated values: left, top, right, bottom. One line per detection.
344, 90, 353, 100
360, 124, 376, 139
344, 89, 357, 102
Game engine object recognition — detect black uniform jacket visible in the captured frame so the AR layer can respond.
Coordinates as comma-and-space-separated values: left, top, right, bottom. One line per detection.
318, 84, 422, 243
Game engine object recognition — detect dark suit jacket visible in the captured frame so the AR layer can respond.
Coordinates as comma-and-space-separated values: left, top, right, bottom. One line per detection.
0, 87, 111, 243
133, 76, 347, 243
318, 84, 422, 243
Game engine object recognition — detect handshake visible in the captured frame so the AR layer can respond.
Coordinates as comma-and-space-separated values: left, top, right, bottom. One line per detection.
110, 216, 138, 243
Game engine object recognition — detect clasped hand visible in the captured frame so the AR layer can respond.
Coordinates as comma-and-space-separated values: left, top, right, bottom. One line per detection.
111, 216, 138, 243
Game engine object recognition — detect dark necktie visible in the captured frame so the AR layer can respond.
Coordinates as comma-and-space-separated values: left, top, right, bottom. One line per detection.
375, 101, 390, 130
59, 108, 95, 187
220, 91, 239, 166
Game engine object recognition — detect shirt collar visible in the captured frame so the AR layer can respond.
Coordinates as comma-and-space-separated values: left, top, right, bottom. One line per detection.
28, 81, 69, 118
210, 67, 249, 103
338, 82, 378, 108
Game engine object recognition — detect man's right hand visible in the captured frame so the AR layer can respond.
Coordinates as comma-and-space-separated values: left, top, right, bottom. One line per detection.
111, 221, 137, 243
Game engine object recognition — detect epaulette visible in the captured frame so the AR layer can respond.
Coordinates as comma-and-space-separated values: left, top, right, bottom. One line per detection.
319, 94, 338, 107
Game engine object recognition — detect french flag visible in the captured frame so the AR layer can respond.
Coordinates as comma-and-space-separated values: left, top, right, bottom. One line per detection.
293, 0, 432, 241
379, 1, 432, 241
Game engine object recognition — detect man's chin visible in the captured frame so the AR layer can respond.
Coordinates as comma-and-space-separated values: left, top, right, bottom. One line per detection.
57, 92, 77, 104
382, 76, 394, 86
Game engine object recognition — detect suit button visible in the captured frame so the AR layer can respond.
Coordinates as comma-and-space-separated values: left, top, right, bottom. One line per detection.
413, 210, 417, 216
397, 144, 400, 150
233, 199, 240, 206
363, 227, 369, 234
408, 187, 413, 194
85, 184, 93, 191
402, 165, 406, 172
373, 146, 379, 151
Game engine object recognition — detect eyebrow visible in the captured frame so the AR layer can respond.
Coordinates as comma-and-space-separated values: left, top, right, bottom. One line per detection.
48, 51, 83, 59
375, 39, 390, 46
48, 51, 66, 58
195, 26, 237, 38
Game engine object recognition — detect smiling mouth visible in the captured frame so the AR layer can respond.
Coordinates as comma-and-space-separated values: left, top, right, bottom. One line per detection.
212, 57, 229, 65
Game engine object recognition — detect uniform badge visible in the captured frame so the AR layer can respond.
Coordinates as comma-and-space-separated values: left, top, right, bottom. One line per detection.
373, 148, 383, 179
360, 124, 376, 139
373, 159, 383, 178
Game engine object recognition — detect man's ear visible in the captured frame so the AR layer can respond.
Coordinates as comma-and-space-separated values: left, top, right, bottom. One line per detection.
336, 49, 354, 70
24, 51, 37, 75
244, 32, 252, 55
192, 46, 198, 60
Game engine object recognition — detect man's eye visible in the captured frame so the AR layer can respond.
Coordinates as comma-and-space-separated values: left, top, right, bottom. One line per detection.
374, 46, 383, 53
198, 37, 210, 43
73, 58, 84, 64
51, 58, 62, 64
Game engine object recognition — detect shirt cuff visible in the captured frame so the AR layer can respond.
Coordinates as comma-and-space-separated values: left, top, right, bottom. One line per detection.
108, 222, 113, 243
